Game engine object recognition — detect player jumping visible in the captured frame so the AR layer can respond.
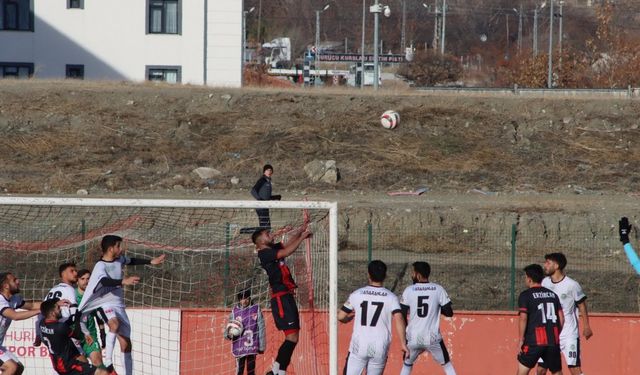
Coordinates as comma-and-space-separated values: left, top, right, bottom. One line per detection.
253, 224, 311, 375
536, 253, 592, 375
77, 235, 166, 375
400, 261, 457, 375
34, 262, 80, 347
516, 264, 564, 375
39, 298, 108, 375
337, 260, 408, 375
0, 272, 43, 375
76, 269, 105, 368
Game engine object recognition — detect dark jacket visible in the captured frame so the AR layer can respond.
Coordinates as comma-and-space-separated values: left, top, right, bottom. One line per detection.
251, 176, 272, 200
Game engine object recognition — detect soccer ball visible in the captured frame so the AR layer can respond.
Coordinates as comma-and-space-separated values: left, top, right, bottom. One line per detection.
380, 110, 400, 129
226, 318, 244, 338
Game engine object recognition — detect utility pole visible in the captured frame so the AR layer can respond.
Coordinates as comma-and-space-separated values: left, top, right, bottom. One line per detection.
533, 7, 538, 56
433, 0, 439, 51
440, 0, 446, 54
257, 0, 262, 43
401, 0, 406, 53
373, 0, 380, 89
518, 5, 523, 54
558, 1, 563, 56
547, 0, 554, 89
506, 14, 510, 59
345, 37, 348, 53
361, 0, 366, 89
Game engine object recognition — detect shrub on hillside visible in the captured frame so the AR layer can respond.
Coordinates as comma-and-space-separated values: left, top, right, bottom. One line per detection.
398, 51, 463, 87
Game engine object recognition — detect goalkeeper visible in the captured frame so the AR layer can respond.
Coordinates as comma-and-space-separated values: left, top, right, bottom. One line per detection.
224, 289, 266, 375
619, 217, 640, 274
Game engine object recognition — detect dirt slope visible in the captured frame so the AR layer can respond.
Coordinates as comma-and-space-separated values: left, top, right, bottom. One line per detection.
0, 81, 638, 196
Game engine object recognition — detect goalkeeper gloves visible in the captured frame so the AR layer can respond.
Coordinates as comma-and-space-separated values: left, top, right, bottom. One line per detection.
619, 217, 632, 244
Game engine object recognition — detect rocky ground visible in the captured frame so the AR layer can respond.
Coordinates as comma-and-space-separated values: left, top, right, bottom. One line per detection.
1, 80, 640, 312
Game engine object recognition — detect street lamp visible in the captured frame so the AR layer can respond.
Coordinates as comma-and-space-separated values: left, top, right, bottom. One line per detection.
315, 3, 331, 86
370, 3, 390, 90
242, 6, 255, 86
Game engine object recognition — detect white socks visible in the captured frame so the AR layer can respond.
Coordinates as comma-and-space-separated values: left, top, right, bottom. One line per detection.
104, 331, 117, 367
400, 363, 413, 375
123, 352, 133, 375
443, 362, 457, 375
272, 362, 286, 375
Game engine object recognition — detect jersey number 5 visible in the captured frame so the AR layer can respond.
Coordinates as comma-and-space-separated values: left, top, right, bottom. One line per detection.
537, 302, 558, 323
417, 296, 430, 318
360, 301, 384, 327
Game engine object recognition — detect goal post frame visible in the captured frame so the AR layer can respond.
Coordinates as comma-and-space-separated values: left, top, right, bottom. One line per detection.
0, 197, 339, 375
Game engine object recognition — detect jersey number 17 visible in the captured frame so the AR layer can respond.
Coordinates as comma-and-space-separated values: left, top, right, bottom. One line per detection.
360, 301, 384, 327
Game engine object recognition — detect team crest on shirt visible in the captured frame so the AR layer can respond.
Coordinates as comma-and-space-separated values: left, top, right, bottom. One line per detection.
561, 293, 568, 299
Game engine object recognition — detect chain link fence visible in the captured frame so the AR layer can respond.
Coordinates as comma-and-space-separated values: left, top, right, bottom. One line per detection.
338, 222, 639, 313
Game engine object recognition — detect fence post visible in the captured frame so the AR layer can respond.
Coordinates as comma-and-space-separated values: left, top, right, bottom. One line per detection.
367, 222, 373, 263
224, 222, 231, 305
81, 219, 87, 264
510, 223, 517, 310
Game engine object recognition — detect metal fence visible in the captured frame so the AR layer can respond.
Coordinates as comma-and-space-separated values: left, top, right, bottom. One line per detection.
338, 222, 638, 313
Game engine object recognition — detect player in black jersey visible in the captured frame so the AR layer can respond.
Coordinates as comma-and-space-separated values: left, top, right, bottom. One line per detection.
39, 299, 108, 375
253, 223, 312, 375
516, 264, 564, 375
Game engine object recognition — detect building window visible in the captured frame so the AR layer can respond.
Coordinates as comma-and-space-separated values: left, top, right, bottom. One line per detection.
146, 66, 181, 83
67, 0, 83, 9
66, 64, 84, 79
0, 0, 34, 31
0, 62, 33, 78
148, 0, 180, 34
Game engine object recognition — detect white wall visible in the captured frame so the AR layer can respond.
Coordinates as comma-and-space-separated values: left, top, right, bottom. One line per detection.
0, 0, 241, 87
206, 0, 242, 87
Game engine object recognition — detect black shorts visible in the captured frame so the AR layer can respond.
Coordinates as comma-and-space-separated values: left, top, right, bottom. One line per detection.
270, 293, 300, 331
517, 345, 561, 373
52, 358, 96, 375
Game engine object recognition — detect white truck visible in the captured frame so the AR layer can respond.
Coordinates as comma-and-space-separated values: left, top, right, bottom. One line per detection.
262, 37, 292, 68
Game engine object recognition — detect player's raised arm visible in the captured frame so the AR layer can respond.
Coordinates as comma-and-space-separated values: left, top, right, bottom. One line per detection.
1, 306, 40, 321
277, 229, 312, 259
619, 217, 640, 274
126, 254, 166, 266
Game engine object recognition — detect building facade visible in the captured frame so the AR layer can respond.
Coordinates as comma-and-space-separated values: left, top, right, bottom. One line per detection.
0, 0, 242, 87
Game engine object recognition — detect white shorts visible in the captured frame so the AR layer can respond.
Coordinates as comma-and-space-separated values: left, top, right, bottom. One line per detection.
537, 337, 581, 367
344, 351, 387, 375
405, 339, 451, 366
0, 345, 20, 366
97, 305, 131, 337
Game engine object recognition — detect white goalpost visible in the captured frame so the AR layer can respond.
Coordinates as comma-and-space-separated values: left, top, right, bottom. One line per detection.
0, 197, 339, 375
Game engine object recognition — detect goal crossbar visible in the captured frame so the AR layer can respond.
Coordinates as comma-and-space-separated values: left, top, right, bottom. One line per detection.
0, 197, 339, 375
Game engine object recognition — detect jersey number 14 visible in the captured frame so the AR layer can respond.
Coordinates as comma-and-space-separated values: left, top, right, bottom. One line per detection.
537, 302, 558, 323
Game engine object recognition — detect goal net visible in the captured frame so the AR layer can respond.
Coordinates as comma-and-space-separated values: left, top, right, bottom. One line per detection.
0, 198, 338, 375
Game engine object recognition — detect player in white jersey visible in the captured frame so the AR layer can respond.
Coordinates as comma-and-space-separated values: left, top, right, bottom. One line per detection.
77, 235, 165, 375
34, 262, 79, 346
338, 260, 408, 375
536, 253, 593, 375
0, 272, 44, 375
400, 261, 457, 375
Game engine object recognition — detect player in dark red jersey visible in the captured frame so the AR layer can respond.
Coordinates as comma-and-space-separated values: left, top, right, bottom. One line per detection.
39, 298, 108, 375
253, 224, 312, 375
516, 264, 564, 375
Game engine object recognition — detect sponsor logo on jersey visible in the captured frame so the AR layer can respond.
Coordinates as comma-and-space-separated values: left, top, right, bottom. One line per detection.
361, 290, 387, 297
